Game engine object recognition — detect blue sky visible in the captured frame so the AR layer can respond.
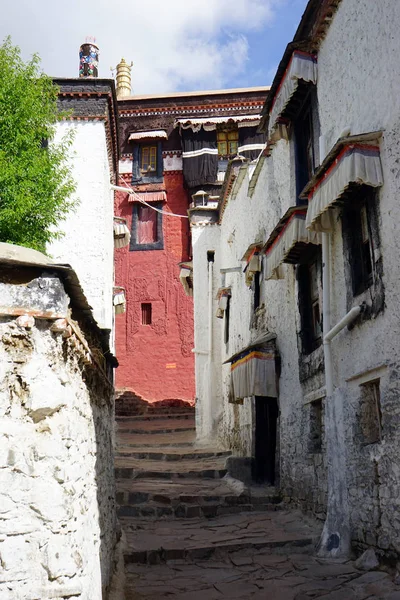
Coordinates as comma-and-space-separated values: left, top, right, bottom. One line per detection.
0, 0, 308, 94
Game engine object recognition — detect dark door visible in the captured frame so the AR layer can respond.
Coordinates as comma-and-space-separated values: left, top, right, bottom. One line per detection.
253, 396, 279, 484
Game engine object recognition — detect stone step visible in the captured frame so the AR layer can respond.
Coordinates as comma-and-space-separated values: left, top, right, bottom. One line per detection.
116, 478, 281, 519
116, 430, 196, 448
115, 455, 228, 480
116, 412, 194, 422
115, 449, 231, 461
115, 466, 227, 480
116, 423, 195, 435
116, 478, 280, 505
121, 510, 320, 565
118, 501, 283, 519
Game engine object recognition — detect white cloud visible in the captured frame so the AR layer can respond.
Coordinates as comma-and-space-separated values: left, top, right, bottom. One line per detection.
0, 0, 281, 93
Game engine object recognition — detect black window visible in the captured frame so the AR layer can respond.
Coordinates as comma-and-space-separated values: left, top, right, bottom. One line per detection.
130, 203, 163, 251
253, 270, 261, 312
293, 88, 319, 204
297, 246, 322, 355
342, 187, 377, 296
141, 303, 152, 325
224, 296, 230, 345
132, 141, 163, 184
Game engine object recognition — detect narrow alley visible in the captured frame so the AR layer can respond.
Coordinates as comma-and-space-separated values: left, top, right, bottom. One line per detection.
115, 396, 400, 600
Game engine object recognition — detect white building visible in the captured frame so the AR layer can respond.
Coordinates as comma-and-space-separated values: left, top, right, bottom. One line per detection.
48, 78, 121, 336
190, 0, 400, 558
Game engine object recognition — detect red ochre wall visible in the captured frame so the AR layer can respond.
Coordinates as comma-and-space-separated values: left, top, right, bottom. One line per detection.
114, 171, 195, 403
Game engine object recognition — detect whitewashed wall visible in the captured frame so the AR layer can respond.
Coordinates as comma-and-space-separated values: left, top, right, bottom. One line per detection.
49, 122, 115, 334
191, 224, 223, 442
191, 0, 400, 551
0, 274, 118, 600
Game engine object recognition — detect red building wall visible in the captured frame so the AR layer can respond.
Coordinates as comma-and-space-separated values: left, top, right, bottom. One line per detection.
114, 170, 195, 403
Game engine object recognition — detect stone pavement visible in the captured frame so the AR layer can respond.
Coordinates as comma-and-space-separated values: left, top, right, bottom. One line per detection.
115, 403, 400, 600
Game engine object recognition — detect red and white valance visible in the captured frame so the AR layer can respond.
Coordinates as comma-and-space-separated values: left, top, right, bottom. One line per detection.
241, 243, 262, 287
127, 191, 167, 203
225, 333, 278, 400
269, 51, 317, 137
113, 287, 126, 314
113, 217, 130, 249
305, 143, 383, 232
179, 262, 193, 297
176, 114, 261, 133
264, 209, 320, 280
128, 130, 167, 141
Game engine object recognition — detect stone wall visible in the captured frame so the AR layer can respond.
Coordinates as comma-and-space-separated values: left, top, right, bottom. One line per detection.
0, 258, 118, 599
190, 0, 400, 555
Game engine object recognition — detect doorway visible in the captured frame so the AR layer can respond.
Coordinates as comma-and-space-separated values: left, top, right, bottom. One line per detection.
253, 396, 279, 484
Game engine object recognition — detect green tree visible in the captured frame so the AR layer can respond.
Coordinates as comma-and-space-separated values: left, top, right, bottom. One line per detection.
0, 37, 77, 253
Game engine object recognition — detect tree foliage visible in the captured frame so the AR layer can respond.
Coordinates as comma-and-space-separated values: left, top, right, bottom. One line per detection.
0, 38, 77, 253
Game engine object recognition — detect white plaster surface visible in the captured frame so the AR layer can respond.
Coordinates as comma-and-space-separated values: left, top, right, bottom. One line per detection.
190, 0, 400, 553
0, 316, 117, 599
49, 122, 115, 334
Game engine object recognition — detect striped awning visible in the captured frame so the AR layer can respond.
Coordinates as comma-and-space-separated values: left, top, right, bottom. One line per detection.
129, 130, 167, 141
264, 208, 320, 280
128, 191, 167, 203
176, 114, 261, 133
269, 51, 317, 138
113, 217, 130, 249
113, 287, 126, 314
179, 262, 193, 297
305, 138, 384, 232
225, 333, 277, 400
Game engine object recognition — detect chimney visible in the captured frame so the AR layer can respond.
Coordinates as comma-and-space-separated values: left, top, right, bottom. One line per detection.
116, 58, 133, 98
79, 37, 99, 78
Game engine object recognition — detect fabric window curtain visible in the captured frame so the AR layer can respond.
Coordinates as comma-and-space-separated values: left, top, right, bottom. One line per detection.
265, 214, 320, 280
228, 342, 278, 401
181, 128, 218, 188
269, 51, 317, 137
238, 126, 266, 160
137, 206, 157, 243
306, 144, 383, 232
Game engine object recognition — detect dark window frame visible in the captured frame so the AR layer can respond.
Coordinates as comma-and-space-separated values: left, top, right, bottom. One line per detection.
297, 246, 322, 355
129, 202, 164, 251
342, 186, 378, 297
253, 270, 261, 312
224, 295, 230, 345
141, 303, 152, 326
293, 87, 319, 205
132, 141, 163, 184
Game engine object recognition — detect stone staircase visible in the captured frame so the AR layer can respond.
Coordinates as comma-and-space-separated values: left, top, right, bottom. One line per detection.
115, 401, 321, 598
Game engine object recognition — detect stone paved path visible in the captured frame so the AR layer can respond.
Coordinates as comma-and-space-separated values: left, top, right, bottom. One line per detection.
116, 404, 400, 600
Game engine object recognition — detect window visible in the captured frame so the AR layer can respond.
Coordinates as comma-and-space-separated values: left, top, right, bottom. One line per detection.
132, 142, 163, 184
253, 271, 261, 312
217, 130, 238, 157
130, 202, 163, 251
293, 89, 320, 204
141, 303, 152, 325
343, 187, 376, 296
309, 400, 323, 453
359, 380, 382, 445
297, 247, 322, 355
141, 146, 157, 174
137, 206, 157, 244
224, 296, 230, 345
